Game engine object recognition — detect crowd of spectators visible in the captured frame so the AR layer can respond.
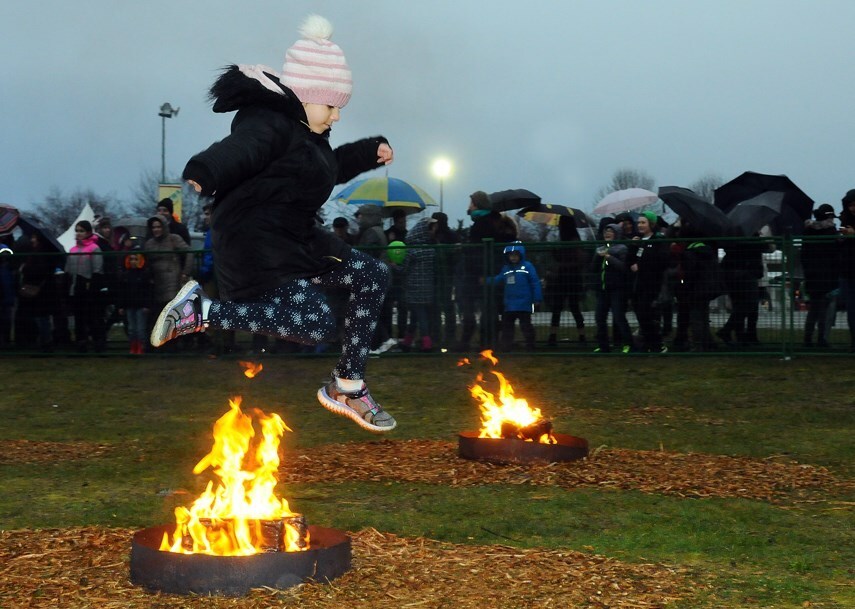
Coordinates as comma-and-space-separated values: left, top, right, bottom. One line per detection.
2, 189, 854, 355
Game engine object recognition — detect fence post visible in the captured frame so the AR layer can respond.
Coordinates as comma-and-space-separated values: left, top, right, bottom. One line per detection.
781, 232, 795, 358
481, 238, 495, 348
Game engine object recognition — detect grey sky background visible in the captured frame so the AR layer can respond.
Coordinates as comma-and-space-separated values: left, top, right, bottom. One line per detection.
2, 0, 853, 225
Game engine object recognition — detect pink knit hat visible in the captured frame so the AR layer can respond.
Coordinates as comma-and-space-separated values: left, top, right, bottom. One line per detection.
281, 15, 352, 108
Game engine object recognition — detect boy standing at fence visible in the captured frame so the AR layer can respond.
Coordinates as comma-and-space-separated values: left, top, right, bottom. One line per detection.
117, 246, 153, 355
486, 241, 543, 351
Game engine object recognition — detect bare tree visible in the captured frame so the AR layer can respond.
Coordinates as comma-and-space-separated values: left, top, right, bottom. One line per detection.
29, 188, 125, 235
594, 167, 656, 203
127, 168, 166, 216
127, 169, 205, 232
517, 217, 554, 242
688, 172, 723, 203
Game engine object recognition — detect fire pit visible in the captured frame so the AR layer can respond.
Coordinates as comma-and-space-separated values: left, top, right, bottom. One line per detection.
458, 351, 589, 464
458, 431, 588, 464
130, 524, 350, 596
130, 390, 351, 596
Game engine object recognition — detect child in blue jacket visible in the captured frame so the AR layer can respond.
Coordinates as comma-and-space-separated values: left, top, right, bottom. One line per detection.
487, 241, 543, 351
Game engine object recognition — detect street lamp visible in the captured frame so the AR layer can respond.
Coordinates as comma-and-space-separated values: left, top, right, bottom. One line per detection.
431, 158, 452, 213
158, 102, 179, 182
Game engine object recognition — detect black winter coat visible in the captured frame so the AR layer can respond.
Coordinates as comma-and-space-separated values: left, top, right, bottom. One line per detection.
183, 66, 388, 300
627, 235, 669, 299
801, 219, 839, 298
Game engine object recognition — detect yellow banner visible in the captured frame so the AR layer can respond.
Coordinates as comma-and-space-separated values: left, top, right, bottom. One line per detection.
157, 183, 183, 220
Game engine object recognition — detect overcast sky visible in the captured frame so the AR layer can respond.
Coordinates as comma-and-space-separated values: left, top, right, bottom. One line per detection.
2, 0, 853, 225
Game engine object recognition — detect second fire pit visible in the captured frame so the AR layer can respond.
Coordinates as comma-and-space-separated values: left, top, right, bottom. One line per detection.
460, 351, 589, 465
458, 430, 588, 464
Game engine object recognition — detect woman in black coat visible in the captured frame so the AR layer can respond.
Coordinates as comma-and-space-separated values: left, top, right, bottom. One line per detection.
149, 16, 397, 432
801, 205, 839, 347
16, 233, 58, 351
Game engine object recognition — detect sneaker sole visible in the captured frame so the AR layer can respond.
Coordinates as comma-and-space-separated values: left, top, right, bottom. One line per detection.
316, 386, 396, 433
150, 280, 199, 347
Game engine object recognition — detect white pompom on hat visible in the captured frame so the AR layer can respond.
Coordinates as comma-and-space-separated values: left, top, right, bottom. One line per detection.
281, 14, 352, 108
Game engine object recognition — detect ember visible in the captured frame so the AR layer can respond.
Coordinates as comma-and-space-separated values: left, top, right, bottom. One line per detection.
159, 397, 309, 556
239, 361, 263, 378
470, 350, 556, 444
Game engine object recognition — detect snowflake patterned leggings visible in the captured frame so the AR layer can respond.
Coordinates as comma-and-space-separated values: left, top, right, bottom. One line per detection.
207, 249, 390, 380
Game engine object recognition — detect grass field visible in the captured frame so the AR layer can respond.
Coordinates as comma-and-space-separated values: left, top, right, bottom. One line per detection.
0, 353, 852, 608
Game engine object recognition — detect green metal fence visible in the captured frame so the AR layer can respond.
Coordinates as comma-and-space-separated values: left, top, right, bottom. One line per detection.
1, 234, 850, 356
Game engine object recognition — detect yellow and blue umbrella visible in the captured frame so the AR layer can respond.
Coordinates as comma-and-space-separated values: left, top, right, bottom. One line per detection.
518, 203, 595, 229
332, 177, 437, 216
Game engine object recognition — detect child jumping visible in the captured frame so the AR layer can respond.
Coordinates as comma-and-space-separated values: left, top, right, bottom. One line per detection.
486, 241, 543, 351
150, 15, 397, 432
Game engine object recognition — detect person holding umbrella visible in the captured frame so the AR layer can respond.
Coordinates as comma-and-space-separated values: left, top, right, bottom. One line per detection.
627, 211, 669, 353
149, 15, 397, 432
801, 204, 839, 348
454, 191, 516, 352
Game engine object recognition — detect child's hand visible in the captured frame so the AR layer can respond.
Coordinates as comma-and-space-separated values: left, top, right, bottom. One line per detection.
377, 143, 394, 165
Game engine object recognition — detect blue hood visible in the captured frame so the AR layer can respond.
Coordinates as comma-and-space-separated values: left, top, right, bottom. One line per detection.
503, 241, 526, 261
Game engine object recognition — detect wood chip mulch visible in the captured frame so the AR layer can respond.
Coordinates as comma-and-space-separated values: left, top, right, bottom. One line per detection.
0, 440, 113, 465
280, 440, 852, 504
2, 438, 848, 504
0, 526, 699, 609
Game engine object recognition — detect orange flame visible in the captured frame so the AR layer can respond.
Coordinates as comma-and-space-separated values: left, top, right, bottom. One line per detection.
469, 352, 555, 444
457, 357, 471, 367
239, 361, 263, 378
159, 397, 308, 555
480, 349, 499, 365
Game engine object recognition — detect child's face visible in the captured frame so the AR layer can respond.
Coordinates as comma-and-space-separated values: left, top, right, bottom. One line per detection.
303, 103, 340, 134
508, 252, 521, 264
128, 254, 141, 268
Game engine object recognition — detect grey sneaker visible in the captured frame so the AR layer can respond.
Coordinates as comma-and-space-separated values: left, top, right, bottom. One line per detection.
317, 378, 397, 432
150, 280, 210, 347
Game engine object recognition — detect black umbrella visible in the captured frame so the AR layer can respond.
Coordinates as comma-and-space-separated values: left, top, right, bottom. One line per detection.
658, 186, 733, 237
714, 171, 813, 234
487, 188, 541, 212
516, 203, 596, 229
16, 215, 65, 253
726, 191, 786, 237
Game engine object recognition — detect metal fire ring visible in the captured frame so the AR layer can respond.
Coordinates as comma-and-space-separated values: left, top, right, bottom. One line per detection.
130, 524, 351, 596
458, 431, 589, 465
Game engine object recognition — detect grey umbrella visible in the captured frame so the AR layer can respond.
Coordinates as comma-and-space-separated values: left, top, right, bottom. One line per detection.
726, 191, 786, 236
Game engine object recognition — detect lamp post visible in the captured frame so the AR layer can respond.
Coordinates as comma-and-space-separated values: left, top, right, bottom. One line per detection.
158, 102, 179, 182
431, 158, 452, 214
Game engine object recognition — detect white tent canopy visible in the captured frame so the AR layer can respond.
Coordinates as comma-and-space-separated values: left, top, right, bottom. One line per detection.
57, 203, 95, 252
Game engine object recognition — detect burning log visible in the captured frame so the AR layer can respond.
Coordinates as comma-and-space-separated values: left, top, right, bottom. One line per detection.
183, 515, 309, 553
501, 419, 553, 442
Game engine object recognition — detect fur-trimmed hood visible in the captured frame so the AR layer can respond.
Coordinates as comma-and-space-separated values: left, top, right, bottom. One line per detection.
209, 64, 307, 125
147, 214, 172, 239
803, 217, 836, 233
